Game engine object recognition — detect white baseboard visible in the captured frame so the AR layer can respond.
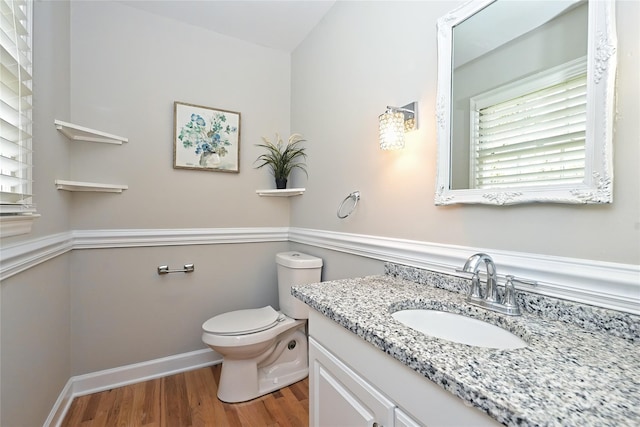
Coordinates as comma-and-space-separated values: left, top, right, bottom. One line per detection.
44, 348, 221, 427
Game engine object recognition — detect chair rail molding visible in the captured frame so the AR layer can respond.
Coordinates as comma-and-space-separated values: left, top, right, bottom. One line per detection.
0, 232, 74, 281
71, 227, 289, 249
288, 227, 640, 315
1, 226, 638, 314
0, 228, 288, 281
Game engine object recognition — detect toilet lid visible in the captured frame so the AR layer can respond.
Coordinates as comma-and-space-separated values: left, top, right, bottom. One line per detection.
202, 306, 281, 336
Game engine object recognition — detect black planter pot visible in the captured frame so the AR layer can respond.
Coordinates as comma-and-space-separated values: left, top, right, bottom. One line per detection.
275, 178, 288, 189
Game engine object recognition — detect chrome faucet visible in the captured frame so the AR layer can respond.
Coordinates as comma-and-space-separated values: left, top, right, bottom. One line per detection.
459, 253, 528, 316
462, 253, 499, 303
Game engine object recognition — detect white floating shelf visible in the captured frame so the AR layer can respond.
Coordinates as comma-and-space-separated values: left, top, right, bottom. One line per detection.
256, 188, 305, 197
54, 120, 128, 145
55, 180, 128, 193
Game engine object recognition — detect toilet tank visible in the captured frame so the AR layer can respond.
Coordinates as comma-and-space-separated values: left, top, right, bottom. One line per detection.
276, 251, 322, 319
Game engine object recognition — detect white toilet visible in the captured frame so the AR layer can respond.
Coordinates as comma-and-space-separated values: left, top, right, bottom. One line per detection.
201, 251, 322, 403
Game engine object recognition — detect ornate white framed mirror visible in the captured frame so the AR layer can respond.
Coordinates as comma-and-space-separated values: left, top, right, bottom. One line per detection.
435, 0, 617, 205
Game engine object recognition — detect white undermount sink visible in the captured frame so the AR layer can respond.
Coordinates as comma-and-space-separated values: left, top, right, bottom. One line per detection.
392, 309, 527, 349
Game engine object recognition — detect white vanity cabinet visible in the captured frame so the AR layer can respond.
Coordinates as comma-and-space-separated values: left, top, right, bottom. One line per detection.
308, 310, 500, 427
394, 408, 422, 427
310, 337, 397, 427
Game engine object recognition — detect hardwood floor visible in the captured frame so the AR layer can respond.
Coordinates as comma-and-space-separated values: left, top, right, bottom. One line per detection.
61, 364, 309, 427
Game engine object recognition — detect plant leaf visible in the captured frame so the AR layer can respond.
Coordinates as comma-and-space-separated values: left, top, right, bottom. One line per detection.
254, 133, 309, 179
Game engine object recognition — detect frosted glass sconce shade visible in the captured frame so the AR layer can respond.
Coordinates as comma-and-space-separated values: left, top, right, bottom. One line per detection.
378, 102, 418, 150
379, 110, 406, 150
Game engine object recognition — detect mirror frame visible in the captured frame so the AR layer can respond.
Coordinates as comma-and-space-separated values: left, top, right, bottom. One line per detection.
435, 0, 617, 205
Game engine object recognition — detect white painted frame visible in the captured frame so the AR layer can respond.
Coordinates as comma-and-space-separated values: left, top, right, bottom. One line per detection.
435, 0, 617, 205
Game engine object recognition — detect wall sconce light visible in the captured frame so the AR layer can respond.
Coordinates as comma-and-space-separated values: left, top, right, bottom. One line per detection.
378, 102, 418, 150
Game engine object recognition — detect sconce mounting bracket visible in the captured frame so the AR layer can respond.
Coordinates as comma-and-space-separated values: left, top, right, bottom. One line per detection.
387, 102, 418, 131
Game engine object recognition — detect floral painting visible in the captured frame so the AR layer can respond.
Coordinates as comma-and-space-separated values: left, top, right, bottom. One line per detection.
173, 102, 241, 172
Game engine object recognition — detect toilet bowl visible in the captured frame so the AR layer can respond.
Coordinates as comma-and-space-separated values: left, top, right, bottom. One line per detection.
201, 252, 322, 403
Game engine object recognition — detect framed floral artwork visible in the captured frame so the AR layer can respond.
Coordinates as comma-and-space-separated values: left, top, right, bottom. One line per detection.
174, 102, 241, 173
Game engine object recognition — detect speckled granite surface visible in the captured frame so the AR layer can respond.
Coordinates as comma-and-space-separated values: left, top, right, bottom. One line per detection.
292, 265, 640, 427
385, 263, 640, 343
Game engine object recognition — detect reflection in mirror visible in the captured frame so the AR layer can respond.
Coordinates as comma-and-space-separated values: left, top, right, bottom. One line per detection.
451, 1, 588, 190
435, 0, 617, 205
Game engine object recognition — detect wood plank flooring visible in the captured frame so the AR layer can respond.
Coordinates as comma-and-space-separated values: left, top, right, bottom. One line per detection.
61, 364, 309, 427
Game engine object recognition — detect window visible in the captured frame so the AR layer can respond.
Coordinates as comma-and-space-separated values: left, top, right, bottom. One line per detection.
0, 0, 37, 236
469, 58, 587, 190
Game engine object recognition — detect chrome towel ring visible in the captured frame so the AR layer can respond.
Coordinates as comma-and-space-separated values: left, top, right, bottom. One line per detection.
337, 191, 360, 219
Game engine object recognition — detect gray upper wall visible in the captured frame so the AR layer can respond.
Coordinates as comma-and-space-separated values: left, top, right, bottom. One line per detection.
290, 0, 640, 265
21, 0, 72, 241
4, 0, 638, 265
69, 1, 294, 230
3, 0, 293, 243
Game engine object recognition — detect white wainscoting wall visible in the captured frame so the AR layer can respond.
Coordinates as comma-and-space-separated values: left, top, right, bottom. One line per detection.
2, 227, 638, 313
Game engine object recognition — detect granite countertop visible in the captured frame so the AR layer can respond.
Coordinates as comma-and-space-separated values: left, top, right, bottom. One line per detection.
292, 273, 640, 426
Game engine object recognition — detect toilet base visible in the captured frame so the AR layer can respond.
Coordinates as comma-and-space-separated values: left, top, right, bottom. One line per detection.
217, 326, 308, 403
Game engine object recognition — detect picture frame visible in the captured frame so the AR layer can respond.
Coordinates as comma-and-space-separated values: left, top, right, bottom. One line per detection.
173, 101, 241, 173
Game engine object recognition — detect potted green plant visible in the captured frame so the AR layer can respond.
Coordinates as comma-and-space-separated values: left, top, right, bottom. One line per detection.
255, 133, 308, 189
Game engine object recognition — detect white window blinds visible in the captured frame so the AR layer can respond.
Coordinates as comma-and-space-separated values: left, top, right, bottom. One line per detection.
0, 0, 34, 214
470, 59, 587, 190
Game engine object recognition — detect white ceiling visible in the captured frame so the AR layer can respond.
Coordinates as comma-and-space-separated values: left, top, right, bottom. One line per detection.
118, 0, 337, 52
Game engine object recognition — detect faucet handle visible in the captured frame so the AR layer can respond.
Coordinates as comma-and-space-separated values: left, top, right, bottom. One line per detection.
469, 273, 482, 300
503, 275, 519, 308
456, 269, 482, 300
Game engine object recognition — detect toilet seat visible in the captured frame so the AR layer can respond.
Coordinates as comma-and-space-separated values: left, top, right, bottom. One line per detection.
202, 306, 283, 336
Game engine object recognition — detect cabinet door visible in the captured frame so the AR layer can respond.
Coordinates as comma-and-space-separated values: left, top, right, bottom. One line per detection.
310, 338, 395, 427
395, 408, 422, 427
